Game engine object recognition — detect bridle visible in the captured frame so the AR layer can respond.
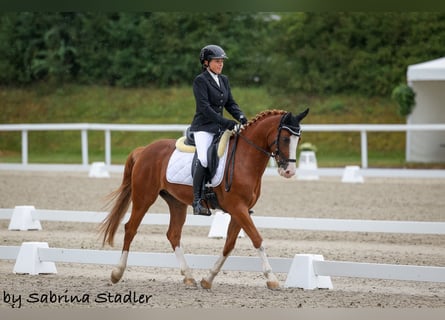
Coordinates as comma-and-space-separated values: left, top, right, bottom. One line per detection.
224, 113, 302, 191
239, 113, 301, 166
273, 114, 302, 168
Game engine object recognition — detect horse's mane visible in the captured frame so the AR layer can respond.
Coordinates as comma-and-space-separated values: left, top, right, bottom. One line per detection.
241, 109, 286, 132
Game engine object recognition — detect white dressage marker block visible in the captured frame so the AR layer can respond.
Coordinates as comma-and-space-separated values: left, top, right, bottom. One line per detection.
208, 211, 245, 239
88, 161, 110, 178
341, 165, 364, 183
297, 151, 319, 180
284, 254, 333, 289
8, 205, 42, 231
13, 242, 57, 275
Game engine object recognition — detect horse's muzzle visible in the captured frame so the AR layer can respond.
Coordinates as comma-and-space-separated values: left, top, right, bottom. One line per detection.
277, 163, 296, 178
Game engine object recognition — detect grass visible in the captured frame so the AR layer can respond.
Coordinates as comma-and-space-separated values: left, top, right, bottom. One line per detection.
0, 83, 444, 168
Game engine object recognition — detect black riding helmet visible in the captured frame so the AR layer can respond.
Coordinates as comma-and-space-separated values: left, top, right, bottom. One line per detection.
199, 45, 228, 66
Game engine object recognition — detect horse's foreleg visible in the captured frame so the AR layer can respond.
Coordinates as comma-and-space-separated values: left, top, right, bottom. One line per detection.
232, 212, 280, 290
201, 217, 241, 289
174, 246, 197, 287
201, 255, 228, 289
257, 244, 279, 289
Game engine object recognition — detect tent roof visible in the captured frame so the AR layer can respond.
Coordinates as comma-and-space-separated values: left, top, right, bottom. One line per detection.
407, 57, 445, 81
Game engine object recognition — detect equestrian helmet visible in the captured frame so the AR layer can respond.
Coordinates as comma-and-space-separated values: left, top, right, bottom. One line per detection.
199, 45, 228, 65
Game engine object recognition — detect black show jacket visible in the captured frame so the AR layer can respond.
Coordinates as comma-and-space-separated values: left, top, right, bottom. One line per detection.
190, 70, 244, 134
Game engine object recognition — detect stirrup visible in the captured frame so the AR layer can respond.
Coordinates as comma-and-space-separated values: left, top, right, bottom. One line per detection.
193, 200, 211, 216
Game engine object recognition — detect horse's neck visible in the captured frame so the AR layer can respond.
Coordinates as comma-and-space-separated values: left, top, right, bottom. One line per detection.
243, 116, 277, 150
236, 120, 275, 174
241, 127, 270, 153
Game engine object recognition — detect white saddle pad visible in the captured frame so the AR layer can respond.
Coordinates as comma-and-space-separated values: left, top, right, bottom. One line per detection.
166, 140, 229, 187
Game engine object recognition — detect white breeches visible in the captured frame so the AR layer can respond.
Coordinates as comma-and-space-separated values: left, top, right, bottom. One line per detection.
193, 131, 215, 168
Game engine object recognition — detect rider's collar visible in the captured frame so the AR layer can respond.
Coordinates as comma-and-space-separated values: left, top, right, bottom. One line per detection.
207, 69, 220, 86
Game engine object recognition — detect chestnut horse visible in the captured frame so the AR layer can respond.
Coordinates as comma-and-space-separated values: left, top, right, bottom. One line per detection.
100, 108, 309, 289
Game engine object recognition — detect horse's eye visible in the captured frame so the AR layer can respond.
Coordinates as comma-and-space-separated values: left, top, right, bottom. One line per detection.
282, 137, 290, 144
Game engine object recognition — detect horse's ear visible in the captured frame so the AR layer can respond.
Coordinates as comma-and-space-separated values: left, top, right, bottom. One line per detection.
281, 112, 293, 125
283, 112, 292, 121
295, 108, 309, 122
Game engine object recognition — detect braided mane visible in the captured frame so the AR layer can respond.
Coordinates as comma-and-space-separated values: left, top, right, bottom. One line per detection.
241, 109, 286, 132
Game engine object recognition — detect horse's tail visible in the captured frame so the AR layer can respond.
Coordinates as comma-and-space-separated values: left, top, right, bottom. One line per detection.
99, 147, 142, 247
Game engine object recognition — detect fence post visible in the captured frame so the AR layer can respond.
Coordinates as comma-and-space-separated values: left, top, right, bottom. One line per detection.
21, 130, 28, 165
360, 130, 368, 168
81, 129, 88, 166
13, 242, 57, 275
105, 129, 111, 166
8, 205, 41, 231
284, 254, 333, 289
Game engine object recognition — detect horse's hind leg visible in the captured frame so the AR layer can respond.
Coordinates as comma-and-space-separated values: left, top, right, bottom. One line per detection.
111, 198, 153, 284
161, 191, 197, 287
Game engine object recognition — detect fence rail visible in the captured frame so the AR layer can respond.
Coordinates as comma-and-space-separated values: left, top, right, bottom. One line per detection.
1, 207, 444, 235
1, 123, 445, 168
1, 206, 444, 288
1, 245, 444, 288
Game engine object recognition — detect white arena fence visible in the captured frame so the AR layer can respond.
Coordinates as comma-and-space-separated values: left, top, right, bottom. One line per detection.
1, 207, 444, 289
1, 206, 444, 235
0, 243, 444, 290
1, 122, 445, 169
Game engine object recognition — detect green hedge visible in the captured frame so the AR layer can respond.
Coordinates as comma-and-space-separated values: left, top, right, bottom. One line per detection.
1, 12, 444, 96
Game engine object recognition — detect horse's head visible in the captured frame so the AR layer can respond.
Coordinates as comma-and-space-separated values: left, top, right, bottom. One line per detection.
236, 108, 309, 179
272, 108, 309, 178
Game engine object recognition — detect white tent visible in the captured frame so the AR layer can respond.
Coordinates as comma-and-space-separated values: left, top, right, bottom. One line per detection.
406, 57, 445, 163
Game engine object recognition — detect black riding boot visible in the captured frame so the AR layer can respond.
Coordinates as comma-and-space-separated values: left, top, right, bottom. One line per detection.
192, 161, 211, 216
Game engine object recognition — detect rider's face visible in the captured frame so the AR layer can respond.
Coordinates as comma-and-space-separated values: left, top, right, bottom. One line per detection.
208, 58, 224, 74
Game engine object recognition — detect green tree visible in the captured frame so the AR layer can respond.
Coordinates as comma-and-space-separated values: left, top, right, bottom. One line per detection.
263, 12, 445, 96
1, 12, 444, 97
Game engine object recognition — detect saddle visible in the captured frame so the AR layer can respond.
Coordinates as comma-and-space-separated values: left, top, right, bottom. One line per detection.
174, 128, 232, 212
175, 128, 232, 180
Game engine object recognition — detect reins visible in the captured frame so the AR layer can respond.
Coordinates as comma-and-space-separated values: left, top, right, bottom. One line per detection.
224, 129, 239, 192
238, 132, 275, 158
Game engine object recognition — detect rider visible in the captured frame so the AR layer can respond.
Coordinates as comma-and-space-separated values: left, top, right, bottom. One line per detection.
190, 44, 248, 215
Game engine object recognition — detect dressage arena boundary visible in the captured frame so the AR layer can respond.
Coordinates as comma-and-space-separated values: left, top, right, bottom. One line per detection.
1, 206, 444, 289
1, 242, 445, 290
1, 206, 445, 235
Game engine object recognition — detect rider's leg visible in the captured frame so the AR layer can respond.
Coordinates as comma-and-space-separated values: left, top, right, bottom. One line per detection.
192, 131, 213, 216
192, 159, 211, 215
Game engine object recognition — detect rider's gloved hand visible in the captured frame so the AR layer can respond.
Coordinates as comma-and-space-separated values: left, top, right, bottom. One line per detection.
225, 119, 237, 130
239, 115, 248, 125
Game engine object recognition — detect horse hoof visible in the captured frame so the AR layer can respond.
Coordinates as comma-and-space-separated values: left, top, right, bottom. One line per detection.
110, 275, 120, 284
266, 281, 280, 290
200, 278, 212, 289
110, 269, 122, 284
183, 277, 198, 287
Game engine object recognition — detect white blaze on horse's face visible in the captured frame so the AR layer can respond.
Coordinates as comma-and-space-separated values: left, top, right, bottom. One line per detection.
277, 135, 299, 178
